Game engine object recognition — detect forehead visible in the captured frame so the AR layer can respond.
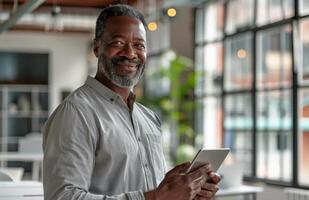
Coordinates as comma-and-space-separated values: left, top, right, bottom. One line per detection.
103, 16, 146, 40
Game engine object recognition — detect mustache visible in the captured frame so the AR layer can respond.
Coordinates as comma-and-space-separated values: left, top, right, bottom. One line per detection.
110, 57, 142, 65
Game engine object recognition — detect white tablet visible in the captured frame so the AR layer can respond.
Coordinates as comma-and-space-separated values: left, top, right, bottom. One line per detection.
186, 148, 230, 173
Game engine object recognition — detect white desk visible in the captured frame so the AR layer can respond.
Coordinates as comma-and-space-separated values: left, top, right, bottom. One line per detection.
216, 185, 264, 200
0, 181, 43, 200
0, 153, 43, 180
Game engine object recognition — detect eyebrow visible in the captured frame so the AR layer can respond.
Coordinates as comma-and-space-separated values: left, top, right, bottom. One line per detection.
109, 34, 146, 43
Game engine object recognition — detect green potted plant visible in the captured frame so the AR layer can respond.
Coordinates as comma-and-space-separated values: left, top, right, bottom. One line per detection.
139, 50, 201, 164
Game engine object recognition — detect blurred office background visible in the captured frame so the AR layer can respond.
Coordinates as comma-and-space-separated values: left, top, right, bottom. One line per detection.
0, 0, 309, 199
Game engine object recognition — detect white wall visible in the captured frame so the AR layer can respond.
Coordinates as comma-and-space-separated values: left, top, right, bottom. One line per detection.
0, 32, 92, 111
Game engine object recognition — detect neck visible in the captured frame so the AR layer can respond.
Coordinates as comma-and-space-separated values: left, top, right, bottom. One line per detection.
95, 73, 131, 104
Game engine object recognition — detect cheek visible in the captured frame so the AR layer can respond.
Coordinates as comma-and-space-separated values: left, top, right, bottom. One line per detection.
102, 46, 119, 58
138, 52, 147, 64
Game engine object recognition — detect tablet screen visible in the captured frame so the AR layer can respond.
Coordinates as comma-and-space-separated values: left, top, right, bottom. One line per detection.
186, 148, 230, 173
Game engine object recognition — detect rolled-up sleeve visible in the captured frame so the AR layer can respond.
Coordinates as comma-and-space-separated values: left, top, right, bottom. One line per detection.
43, 101, 145, 200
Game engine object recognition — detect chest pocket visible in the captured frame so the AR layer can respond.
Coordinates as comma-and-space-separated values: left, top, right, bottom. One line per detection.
145, 130, 165, 186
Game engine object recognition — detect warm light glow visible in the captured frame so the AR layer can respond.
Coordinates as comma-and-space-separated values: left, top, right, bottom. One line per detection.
237, 49, 247, 58
167, 8, 177, 17
148, 22, 157, 31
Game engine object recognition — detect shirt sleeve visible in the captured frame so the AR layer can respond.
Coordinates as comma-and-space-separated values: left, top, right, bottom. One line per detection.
42, 101, 145, 200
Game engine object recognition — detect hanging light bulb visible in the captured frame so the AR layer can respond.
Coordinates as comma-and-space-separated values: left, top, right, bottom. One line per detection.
167, 8, 177, 17
237, 49, 247, 58
148, 21, 157, 31
146, 0, 158, 32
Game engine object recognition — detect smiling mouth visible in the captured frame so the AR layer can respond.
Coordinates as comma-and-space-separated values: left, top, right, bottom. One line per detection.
116, 63, 137, 74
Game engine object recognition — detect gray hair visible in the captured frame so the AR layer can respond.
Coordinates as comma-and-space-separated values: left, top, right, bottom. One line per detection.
95, 4, 146, 40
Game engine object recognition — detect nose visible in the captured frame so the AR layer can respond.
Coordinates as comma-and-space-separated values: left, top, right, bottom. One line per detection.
120, 43, 137, 59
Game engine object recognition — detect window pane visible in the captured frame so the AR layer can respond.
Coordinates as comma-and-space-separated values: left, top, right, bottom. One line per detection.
257, 131, 292, 181
257, 90, 292, 130
204, 1, 224, 42
195, 46, 204, 97
196, 97, 222, 148
224, 130, 253, 176
257, 0, 294, 26
224, 93, 253, 176
224, 93, 253, 130
299, 0, 309, 16
298, 89, 309, 186
224, 33, 253, 91
256, 25, 292, 89
204, 43, 223, 95
195, 8, 204, 44
299, 19, 309, 84
256, 90, 292, 181
225, 0, 254, 34
196, 43, 223, 96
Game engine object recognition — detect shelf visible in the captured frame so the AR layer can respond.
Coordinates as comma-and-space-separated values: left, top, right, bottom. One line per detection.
7, 118, 32, 138
0, 85, 48, 91
0, 51, 49, 173
0, 51, 49, 85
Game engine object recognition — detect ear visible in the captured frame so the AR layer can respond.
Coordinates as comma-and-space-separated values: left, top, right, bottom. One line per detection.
93, 39, 100, 58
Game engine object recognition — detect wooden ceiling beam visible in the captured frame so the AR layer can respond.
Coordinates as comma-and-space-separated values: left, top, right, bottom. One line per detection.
2, 0, 137, 9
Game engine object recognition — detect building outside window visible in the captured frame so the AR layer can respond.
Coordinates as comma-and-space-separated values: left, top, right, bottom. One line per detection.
195, 0, 309, 188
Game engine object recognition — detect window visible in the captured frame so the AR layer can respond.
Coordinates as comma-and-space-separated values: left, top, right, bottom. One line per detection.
195, 1, 224, 151
224, 33, 253, 91
298, 90, 309, 185
299, 19, 309, 83
195, 43, 223, 96
204, 1, 224, 41
299, 0, 309, 16
224, 94, 253, 176
256, 90, 292, 181
257, 0, 294, 26
225, 0, 254, 34
298, 18, 309, 187
195, 98, 222, 148
256, 25, 292, 89
195, 0, 309, 188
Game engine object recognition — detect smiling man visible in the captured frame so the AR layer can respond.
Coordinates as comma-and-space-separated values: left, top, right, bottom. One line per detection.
43, 4, 220, 200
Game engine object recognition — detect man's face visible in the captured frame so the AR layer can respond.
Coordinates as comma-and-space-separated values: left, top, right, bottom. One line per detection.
94, 16, 147, 88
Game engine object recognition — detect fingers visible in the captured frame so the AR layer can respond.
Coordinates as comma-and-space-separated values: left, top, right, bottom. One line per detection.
207, 172, 221, 184
187, 164, 211, 182
201, 182, 219, 192
165, 162, 191, 179
196, 182, 219, 199
196, 190, 214, 198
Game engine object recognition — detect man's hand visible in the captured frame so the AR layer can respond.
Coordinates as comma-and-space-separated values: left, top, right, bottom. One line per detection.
144, 162, 211, 200
194, 172, 221, 200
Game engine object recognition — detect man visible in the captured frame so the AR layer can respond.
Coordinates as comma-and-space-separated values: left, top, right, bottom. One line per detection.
43, 4, 220, 200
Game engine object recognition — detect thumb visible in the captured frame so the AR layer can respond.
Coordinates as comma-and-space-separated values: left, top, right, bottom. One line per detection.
166, 162, 191, 177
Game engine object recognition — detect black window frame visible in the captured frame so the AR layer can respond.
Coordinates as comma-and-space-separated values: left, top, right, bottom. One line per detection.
194, 0, 309, 189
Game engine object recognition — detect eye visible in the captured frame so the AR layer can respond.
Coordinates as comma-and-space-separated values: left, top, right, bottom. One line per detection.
134, 43, 146, 50
110, 40, 125, 47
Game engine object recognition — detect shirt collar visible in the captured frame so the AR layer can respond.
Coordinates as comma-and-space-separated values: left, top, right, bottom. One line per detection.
85, 76, 136, 107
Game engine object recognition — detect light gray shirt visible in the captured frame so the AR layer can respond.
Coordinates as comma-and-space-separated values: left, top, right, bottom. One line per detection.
43, 76, 166, 200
